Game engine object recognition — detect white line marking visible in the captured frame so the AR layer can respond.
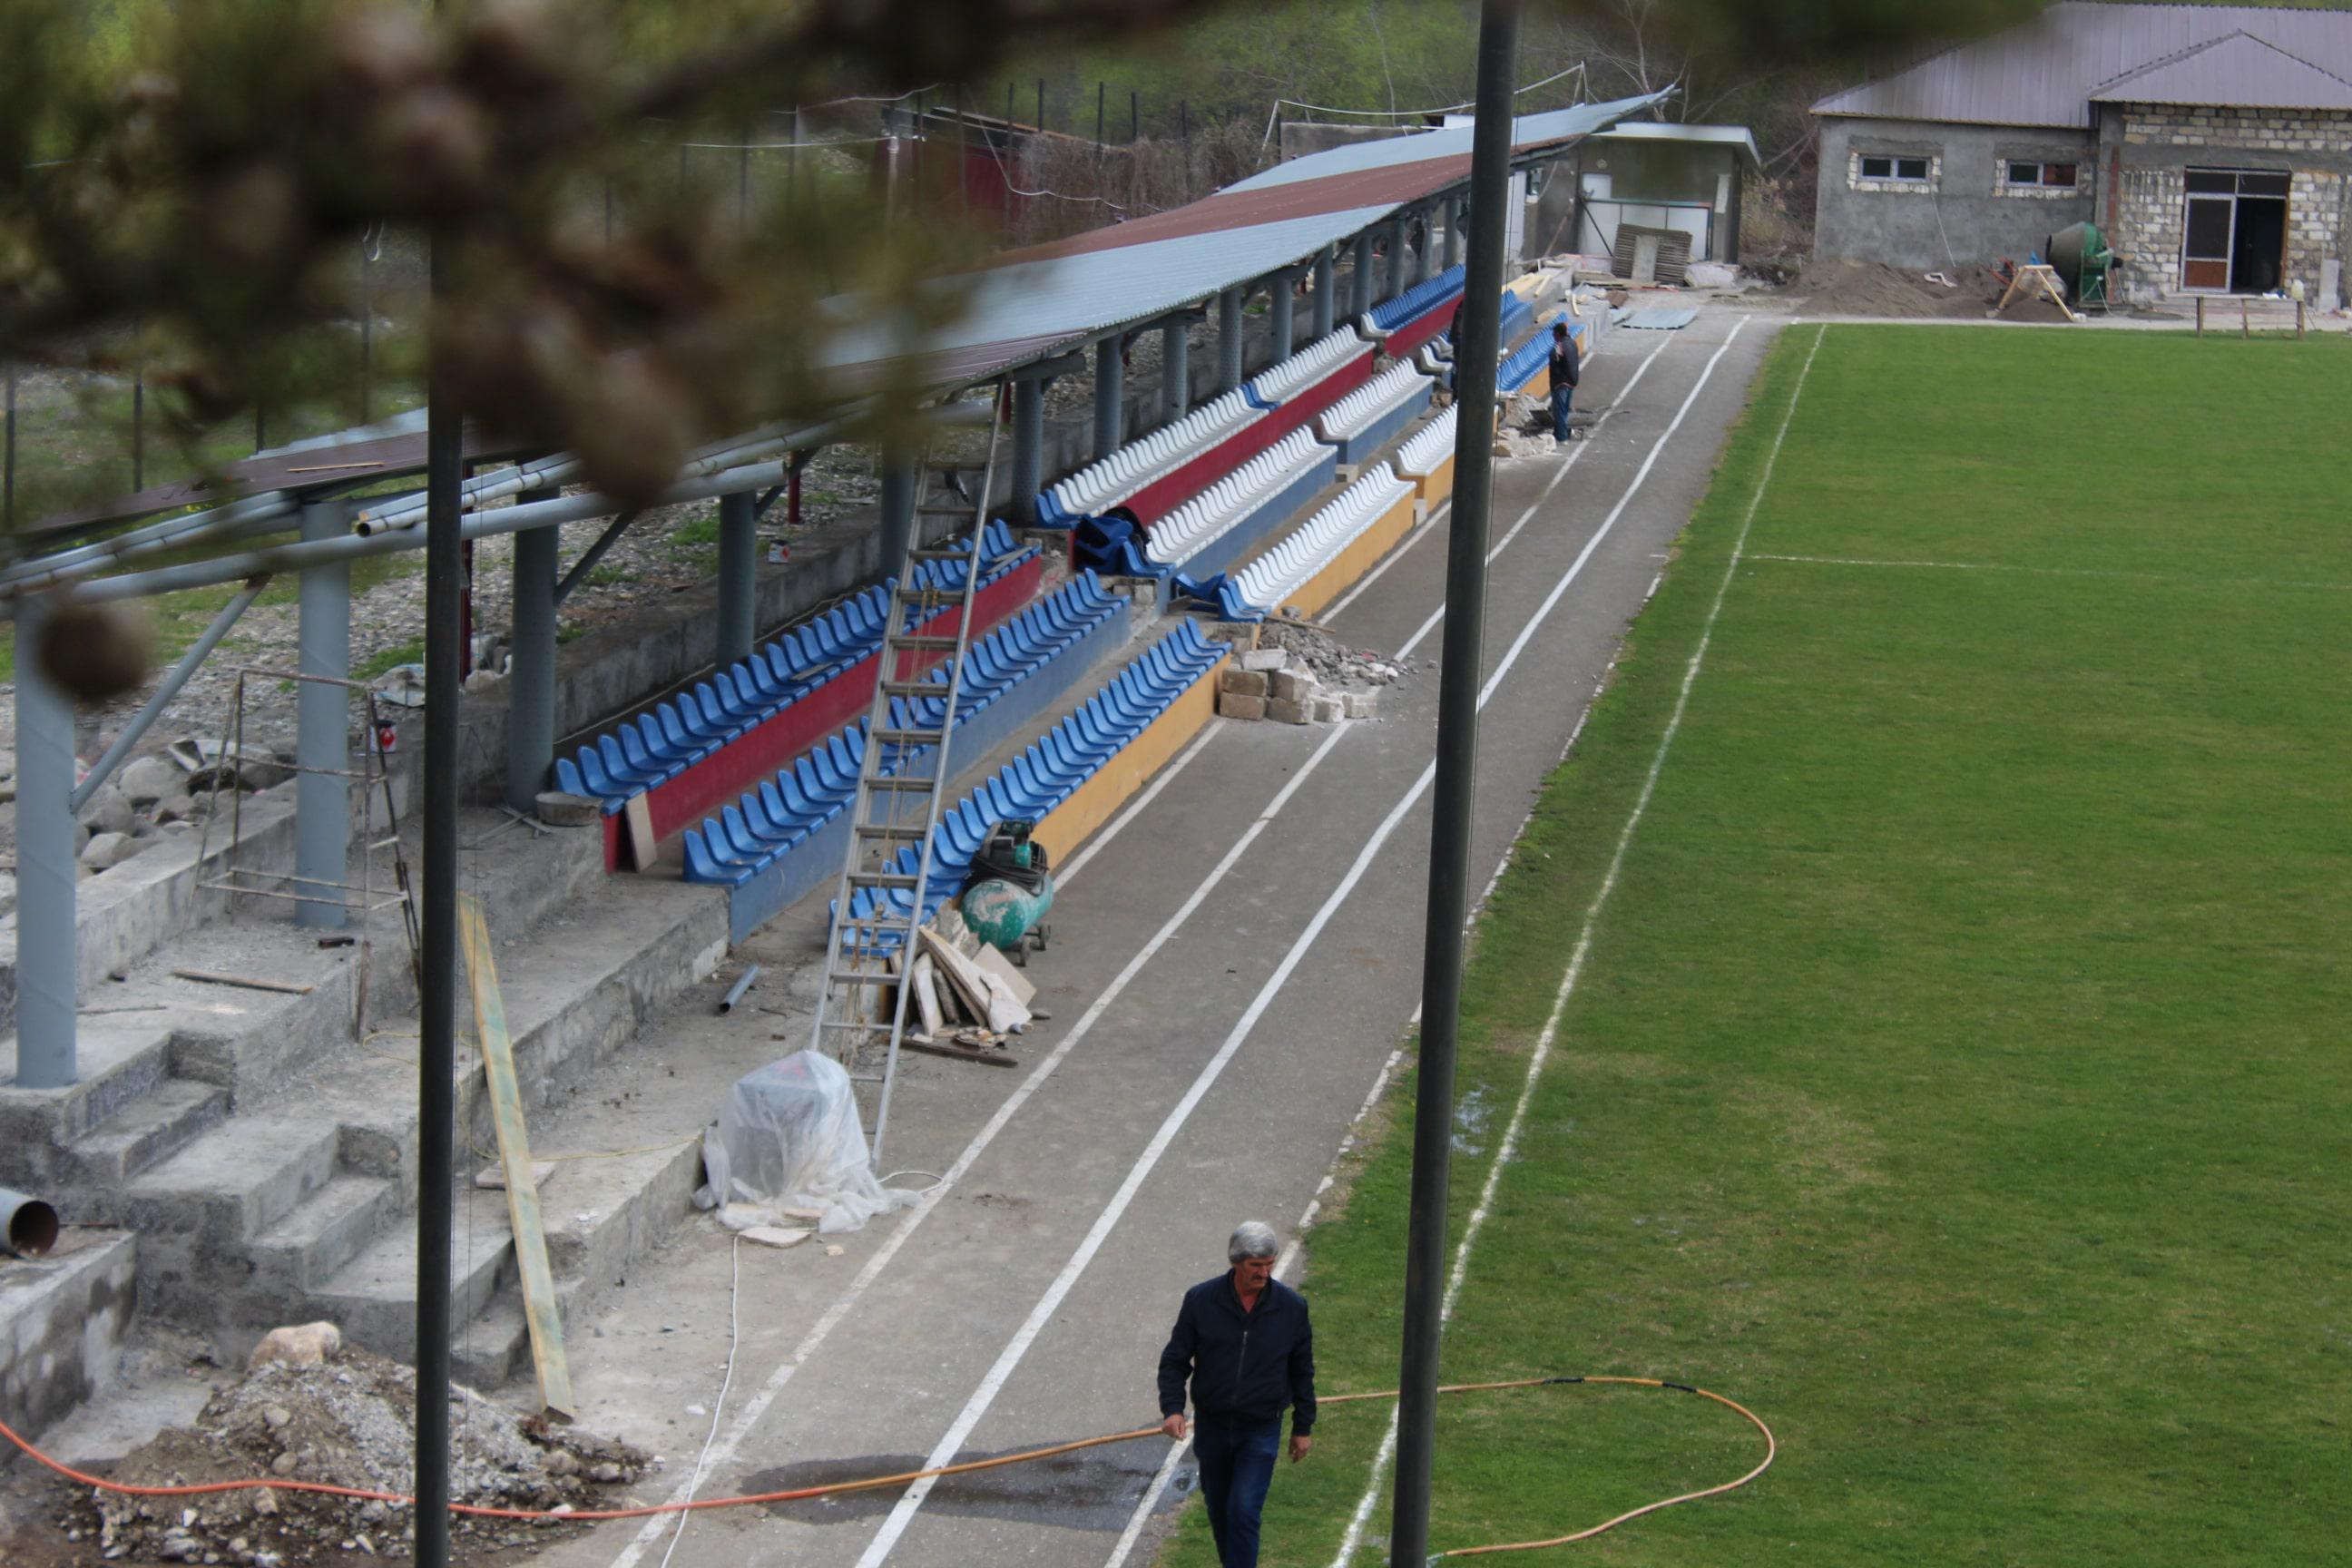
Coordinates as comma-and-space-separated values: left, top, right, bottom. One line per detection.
604, 721, 1355, 1568
861, 318, 1755, 1568
1327, 318, 1818, 1565
1323, 330, 1674, 625
1746, 553, 2352, 593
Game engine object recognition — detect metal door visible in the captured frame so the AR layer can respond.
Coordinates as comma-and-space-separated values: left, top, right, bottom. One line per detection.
2181, 191, 2233, 292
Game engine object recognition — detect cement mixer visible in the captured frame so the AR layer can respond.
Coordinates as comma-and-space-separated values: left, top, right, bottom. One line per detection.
2044, 221, 2116, 310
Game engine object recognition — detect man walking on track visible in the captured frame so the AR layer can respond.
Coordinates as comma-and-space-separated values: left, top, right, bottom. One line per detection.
1159, 1221, 1318, 1568
1548, 318, 1581, 440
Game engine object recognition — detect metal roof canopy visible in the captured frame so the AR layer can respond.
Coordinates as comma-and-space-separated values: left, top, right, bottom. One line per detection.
1585, 121, 1760, 167
827, 92, 1670, 394
1812, 3, 2352, 130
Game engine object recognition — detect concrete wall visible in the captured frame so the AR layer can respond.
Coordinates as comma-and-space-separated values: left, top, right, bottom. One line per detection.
1566, 141, 1746, 261
2100, 102, 2352, 302
1814, 115, 2095, 271
0, 1230, 135, 1447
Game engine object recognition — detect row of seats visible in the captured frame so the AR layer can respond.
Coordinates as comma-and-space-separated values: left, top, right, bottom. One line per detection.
1213, 462, 1414, 621
833, 620, 1228, 939
681, 572, 1126, 887
1245, 329, 1367, 408
1392, 405, 1459, 478
555, 522, 1027, 808
1316, 362, 1435, 443
1142, 430, 1335, 571
1368, 263, 1468, 331
1037, 389, 1262, 527
1499, 329, 1554, 393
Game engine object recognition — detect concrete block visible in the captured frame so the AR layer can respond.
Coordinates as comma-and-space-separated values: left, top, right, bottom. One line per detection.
1271, 669, 1320, 704
1310, 696, 1345, 723
1220, 669, 1269, 699
1266, 698, 1310, 726
0, 1229, 137, 1443
1240, 648, 1289, 673
1219, 692, 1268, 721
1342, 690, 1380, 719
534, 791, 603, 828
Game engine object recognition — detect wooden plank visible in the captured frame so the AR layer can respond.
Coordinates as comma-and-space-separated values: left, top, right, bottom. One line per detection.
622, 793, 658, 870
458, 895, 575, 1421
172, 968, 314, 995
975, 944, 1037, 1008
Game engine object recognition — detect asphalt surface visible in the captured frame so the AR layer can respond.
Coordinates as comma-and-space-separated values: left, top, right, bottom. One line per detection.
543, 305, 1784, 1568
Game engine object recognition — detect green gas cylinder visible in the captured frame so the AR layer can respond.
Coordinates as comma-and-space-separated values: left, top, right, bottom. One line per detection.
959, 819, 1055, 951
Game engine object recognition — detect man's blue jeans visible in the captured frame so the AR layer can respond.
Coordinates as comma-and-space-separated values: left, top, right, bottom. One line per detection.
1193, 1417, 1282, 1568
1550, 381, 1574, 439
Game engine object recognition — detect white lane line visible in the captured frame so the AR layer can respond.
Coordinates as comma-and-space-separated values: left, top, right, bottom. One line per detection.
861, 318, 1757, 1568
1326, 318, 1817, 1566
1322, 328, 1676, 625
1747, 553, 2352, 593
1100, 1044, 1405, 1568
605, 721, 1355, 1568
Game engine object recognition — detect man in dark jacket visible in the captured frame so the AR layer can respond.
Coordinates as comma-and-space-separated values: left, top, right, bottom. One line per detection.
1158, 1221, 1316, 1568
1547, 319, 1581, 440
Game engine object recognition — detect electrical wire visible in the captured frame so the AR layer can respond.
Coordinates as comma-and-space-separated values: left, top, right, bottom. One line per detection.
655, 1233, 741, 1568
0, 1372, 1772, 1553
1274, 64, 1588, 121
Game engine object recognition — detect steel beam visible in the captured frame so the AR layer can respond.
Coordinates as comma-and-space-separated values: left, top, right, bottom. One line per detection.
1445, 195, 1465, 269
1311, 248, 1337, 338
295, 499, 351, 929
1161, 318, 1190, 423
1268, 271, 1295, 364
1092, 336, 1125, 460
12, 599, 76, 1087
716, 489, 758, 666
506, 485, 559, 812
877, 448, 918, 571
553, 511, 637, 605
1351, 232, 1375, 318
73, 576, 269, 815
1218, 287, 1246, 392
1009, 377, 1045, 526
1391, 4, 1521, 1563
1411, 206, 1432, 287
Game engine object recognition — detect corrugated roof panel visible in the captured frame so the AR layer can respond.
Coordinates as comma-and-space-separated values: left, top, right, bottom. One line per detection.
1227, 93, 1665, 190
1591, 121, 1761, 165
1812, 3, 2352, 128
2091, 30, 2352, 112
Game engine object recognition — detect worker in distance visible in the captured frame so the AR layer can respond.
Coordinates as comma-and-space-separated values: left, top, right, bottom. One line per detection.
1158, 1221, 1318, 1568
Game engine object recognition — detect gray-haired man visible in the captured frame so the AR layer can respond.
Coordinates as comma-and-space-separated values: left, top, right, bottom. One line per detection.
1157, 1221, 1318, 1568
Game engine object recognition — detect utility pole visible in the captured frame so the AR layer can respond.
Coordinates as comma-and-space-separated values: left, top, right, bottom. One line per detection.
1390, 2, 1521, 1563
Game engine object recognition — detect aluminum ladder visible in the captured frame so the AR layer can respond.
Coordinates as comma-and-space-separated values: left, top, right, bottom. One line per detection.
808, 390, 1008, 1158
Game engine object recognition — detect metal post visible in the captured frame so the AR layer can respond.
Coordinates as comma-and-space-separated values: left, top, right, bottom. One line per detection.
1411, 206, 1432, 286
1093, 335, 1125, 459
1010, 376, 1045, 526
1446, 195, 1465, 269
878, 448, 918, 571
1392, 4, 1520, 1564
5, 361, 16, 529
1269, 270, 1295, 361
74, 579, 269, 814
716, 489, 758, 666
1161, 318, 1190, 422
1385, 214, 1407, 299
295, 499, 351, 930
1351, 232, 1375, 318
505, 489, 558, 813
1218, 287, 1246, 391
12, 599, 76, 1088
1312, 248, 1337, 338
415, 230, 462, 1568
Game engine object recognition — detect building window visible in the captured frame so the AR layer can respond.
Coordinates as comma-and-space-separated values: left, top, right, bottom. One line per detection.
1860, 154, 1930, 181
2004, 161, 2078, 188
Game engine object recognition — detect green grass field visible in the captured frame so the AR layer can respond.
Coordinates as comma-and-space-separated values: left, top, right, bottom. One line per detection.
1161, 325, 2352, 1566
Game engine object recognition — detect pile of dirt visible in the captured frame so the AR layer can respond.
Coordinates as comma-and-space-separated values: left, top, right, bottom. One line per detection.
1768, 259, 2005, 319
1257, 618, 1413, 693
49, 1349, 649, 1564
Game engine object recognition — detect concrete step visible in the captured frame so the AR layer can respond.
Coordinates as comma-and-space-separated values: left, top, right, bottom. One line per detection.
59, 1079, 232, 1212
122, 1112, 344, 1332
248, 1173, 401, 1298
309, 1187, 519, 1364
0, 1021, 177, 1192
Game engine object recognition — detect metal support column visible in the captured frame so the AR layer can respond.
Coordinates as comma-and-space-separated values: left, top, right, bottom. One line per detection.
1218, 287, 1245, 392
1161, 318, 1190, 423
716, 489, 758, 667
1092, 335, 1124, 460
1269, 270, 1295, 362
505, 490, 558, 813
1411, 206, 1432, 286
1385, 215, 1407, 299
295, 499, 350, 929
12, 599, 76, 1087
1009, 377, 1045, 526
1391, 5, 1522, 1564
1312, 248, 1337, 338
878, 448, 918, 571
1445, 195, 1464, 269
1351, 232, 1375, 318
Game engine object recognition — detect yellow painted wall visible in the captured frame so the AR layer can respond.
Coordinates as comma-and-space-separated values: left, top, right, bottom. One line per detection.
1033, 654, 1226, 865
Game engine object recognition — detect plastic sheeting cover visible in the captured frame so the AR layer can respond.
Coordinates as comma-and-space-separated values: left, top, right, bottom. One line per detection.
694, 1051, 915, 1234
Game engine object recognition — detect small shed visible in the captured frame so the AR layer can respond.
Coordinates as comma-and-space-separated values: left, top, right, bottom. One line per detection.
1545, 122, 1759, 264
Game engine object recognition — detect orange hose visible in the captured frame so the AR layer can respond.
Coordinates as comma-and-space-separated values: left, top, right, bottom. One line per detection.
0, 1373, 1773, 1552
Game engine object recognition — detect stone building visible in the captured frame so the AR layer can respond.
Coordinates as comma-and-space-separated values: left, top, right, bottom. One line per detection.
1810, 4, 2352, 305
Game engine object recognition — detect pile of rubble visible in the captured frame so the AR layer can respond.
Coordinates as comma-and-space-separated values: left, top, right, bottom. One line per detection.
65, 750, 269, 877
53, 1342, 649, 1565
1216, 620, 1411, 725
